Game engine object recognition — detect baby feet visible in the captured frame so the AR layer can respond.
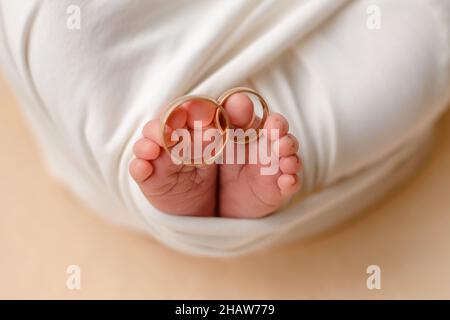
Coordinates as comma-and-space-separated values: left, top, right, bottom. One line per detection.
129, 100, 219, 217
219, 94, 302, 218
130, 92, 302, 218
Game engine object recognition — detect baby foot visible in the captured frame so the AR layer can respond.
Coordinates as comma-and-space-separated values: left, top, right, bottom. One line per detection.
129, 100, 219, 216
219, 93, 302, 218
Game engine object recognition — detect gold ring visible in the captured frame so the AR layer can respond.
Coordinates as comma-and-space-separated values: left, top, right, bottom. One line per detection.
159, 94, 230, 165
217, 87, 270, 144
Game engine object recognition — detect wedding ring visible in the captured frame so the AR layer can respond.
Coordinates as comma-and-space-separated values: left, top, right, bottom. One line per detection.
159, 94, 230, 165
217, 87, 270, 144
159, 87, 269, 165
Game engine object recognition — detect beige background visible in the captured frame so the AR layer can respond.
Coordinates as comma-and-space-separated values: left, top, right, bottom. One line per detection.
0, 73, 449, 299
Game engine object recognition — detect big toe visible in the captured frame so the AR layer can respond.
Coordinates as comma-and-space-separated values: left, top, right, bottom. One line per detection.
223, 92, 255, 128
182, 99, 217, 129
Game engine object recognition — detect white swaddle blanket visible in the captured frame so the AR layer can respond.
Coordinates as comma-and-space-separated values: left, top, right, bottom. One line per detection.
0, 0, 449, 256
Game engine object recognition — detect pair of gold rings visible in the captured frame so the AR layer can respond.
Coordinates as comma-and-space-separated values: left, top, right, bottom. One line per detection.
159, 87, 270, 165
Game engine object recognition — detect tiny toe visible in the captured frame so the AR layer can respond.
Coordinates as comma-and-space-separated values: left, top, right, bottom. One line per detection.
133, 138, 160, 160
277, 174, 301, 197
264, 113, 289, 140
142, 119, 175, 147
182, 99, 216, 128
280, 155, 302, 174
167, 107, 187, 129
129, 158, 154, 183
223, 92, 254, 128
275, 133, 299, 157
